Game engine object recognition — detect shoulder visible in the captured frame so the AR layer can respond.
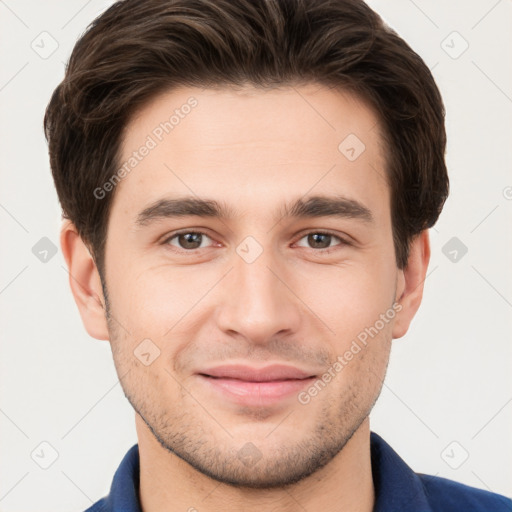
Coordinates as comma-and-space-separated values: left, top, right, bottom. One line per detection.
83, 497, 109, 512
84, 498, 109, 512
418, 473, 512, 512
370, 432, 512, 512
81, 443, 141, 512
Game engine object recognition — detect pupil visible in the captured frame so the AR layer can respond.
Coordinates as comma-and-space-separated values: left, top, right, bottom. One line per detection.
309, 233, 330, 248
180, 233, 201, 249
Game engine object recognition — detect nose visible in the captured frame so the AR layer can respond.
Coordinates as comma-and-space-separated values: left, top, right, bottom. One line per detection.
214, 243, 303, 346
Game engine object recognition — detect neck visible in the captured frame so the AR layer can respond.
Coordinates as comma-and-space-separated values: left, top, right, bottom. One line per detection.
136, 415, 374, 512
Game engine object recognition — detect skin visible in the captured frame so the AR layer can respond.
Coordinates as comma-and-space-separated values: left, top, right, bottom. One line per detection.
61, 83, 430, 512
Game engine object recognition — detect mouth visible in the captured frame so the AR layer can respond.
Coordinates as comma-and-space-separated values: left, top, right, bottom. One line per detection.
196, 364, 317, 406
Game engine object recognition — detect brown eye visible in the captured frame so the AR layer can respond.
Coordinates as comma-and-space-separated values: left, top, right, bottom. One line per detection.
307, 233, 332, 249
165, 231, 213, 250
296, 232, 346, 250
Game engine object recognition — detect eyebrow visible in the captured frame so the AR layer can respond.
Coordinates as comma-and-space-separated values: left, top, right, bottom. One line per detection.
135, 194, 374, 227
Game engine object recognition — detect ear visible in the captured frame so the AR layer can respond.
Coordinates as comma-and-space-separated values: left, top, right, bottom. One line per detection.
392, 230, 431, 340
60, 220, 109, 340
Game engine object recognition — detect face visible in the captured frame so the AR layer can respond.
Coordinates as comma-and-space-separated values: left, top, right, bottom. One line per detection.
101, 84, 402, 487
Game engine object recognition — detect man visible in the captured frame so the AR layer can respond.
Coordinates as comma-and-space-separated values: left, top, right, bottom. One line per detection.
44, 0, 512, 511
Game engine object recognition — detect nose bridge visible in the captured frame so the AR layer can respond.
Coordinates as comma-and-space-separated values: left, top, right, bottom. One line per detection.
237, 244, 280, 303
215, 237, 301, 342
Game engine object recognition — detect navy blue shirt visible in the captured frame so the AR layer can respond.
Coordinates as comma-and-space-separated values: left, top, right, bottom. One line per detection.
84, 432, 512, 511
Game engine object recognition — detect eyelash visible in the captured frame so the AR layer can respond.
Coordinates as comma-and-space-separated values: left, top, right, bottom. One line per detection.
161, 229, 350, 254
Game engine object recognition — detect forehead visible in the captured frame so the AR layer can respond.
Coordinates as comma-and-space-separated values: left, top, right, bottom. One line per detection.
111, 84, 389, 225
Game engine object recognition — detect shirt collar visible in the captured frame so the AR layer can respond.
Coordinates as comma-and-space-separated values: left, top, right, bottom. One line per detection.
370, 432, 432, 512
102, 443, 141, 512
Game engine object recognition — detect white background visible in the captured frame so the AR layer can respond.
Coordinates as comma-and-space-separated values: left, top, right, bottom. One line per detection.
0, 1, 511, 510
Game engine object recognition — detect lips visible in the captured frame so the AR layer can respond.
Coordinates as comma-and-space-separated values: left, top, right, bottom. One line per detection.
198, 364, 315, 382
196, 364, 317, 406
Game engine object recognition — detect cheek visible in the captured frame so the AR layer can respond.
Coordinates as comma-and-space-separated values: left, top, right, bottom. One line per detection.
113, 266, 203, 331
297, 262, 397, 335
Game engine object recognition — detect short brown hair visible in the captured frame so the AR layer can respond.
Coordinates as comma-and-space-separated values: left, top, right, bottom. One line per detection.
44, 0, 448, 275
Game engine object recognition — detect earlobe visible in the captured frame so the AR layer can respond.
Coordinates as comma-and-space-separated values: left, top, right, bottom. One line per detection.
392, 230, 431, 340
60, 220, 110, 341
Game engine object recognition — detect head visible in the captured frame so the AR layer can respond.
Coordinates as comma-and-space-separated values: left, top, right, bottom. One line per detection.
45, 0, 448, 489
